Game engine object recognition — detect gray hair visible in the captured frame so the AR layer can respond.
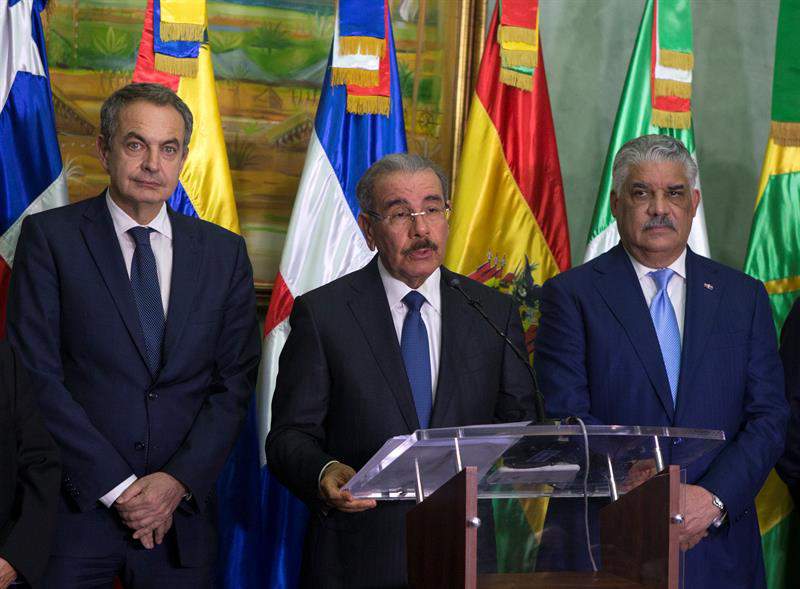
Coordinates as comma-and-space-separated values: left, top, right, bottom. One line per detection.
99, 83, 194, 151
612, 134, 697, 196
356, 153, 449, 213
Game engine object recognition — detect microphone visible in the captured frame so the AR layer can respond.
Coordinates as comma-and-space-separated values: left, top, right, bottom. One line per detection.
446, 276, 547, 423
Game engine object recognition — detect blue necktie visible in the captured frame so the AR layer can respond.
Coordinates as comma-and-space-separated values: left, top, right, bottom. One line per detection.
401, 291, 433, 429
129, 227, 165, 376
649, 268, 681, 405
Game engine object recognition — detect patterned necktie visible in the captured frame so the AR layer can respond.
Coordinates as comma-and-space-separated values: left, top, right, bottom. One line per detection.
401, 291, 432, 429
649, 268, 681, 405
129, 227, 165, 376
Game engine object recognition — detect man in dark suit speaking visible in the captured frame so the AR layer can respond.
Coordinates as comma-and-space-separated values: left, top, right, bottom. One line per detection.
7, 83, 261, 587
534, 135, 787, 588
266, 153, 536, 588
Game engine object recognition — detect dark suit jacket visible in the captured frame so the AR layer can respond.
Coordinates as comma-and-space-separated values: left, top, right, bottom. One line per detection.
533, 244, 788, 589
0, 342, 60, 588
7, 195, 261, 568
266, 256, 535, 588
776, 298, 800, 507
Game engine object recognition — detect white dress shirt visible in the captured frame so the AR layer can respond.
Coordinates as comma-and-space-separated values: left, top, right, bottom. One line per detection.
626, 248, 687, 339
377, 258, 442, 397
99, 193, 174, 507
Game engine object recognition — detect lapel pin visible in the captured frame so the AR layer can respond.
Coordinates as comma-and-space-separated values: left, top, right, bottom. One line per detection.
704, 283, 714, 291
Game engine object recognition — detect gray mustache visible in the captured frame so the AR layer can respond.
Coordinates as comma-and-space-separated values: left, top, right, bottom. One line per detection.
643, 215, 675, 230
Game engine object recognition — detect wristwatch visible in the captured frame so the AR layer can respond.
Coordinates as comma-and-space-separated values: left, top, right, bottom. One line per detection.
710, 493, 726, 528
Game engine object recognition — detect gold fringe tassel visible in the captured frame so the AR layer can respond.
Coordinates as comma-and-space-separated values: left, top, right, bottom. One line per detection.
338, 35, 385, 58
651, 108, 691, 129
330, 67, 379, 87
499, 67, 532, 91
346, 94, 390, 116
654, 78, 692, 99
154, 53, 198, 77
500, 48, 537, 69
658, 49, 694, 71
159, 22, 205, 42
498, 25, 537, 46
771, 121, 800, 146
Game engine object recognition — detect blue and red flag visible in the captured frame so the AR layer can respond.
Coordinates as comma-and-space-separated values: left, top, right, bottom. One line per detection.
250, 3, 407, 587
0, 0, 68, 335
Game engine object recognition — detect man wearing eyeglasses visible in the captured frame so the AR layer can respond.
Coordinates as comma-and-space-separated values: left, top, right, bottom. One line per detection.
266, 153, 535, 588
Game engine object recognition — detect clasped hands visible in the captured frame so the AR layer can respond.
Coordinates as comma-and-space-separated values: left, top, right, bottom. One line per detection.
114, 472, 187, 549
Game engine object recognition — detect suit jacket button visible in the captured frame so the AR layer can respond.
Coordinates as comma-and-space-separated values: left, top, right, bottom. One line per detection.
148, 392, 159, 401
135, 441, 146, 451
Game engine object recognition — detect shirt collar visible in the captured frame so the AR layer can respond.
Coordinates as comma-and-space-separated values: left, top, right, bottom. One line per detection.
377, 257, 442, 315
625, 246, 687, 281
106, 190, 172, 240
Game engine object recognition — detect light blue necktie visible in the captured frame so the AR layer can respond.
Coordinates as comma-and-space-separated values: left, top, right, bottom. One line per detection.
649, 268, 681, 405
129, 227, 165, 376
401, 291, 432, 429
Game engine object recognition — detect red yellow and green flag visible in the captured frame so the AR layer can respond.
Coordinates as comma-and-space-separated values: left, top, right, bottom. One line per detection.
744, 2, 800, 587
444, 0, 569, 570
584, 0, 710, 262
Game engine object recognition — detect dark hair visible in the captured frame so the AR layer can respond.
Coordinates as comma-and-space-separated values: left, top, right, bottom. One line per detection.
356, 153, 449, 212
99, 83, 194, 150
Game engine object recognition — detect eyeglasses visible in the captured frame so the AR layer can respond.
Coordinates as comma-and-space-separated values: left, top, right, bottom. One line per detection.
366, 204, 452, 228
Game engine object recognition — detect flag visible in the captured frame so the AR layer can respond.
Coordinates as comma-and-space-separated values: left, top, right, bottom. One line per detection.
583, 0, 710, 262
0, 0, 68, 336
254, 3, 407, 587
744, 1, 800, 586
443, 1, 569, 572
132, 2, 250, 586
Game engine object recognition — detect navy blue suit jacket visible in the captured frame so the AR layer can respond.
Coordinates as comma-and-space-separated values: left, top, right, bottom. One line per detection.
7, 195, 261, 567
534, 244, 787, 588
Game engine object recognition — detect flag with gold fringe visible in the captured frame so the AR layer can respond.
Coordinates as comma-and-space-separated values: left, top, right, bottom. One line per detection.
744, 2, 800, 586
331, 0, 393, 116
152, 0, 200, 78
158, 0, 206, 42
498, 0, 539, 91
584, 0, 709, 262
444, 3, 570, 572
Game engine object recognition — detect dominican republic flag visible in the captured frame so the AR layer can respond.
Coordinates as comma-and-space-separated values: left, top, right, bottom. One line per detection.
0, 0, 68, 334
250, 7, 407, 588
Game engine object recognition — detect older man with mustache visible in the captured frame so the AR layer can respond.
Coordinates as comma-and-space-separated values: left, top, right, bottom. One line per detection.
533, 135, 787, 589
266, 153, 536, 588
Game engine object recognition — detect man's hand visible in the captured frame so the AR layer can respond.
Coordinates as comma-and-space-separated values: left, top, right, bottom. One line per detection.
115, 472, 186, 534
621, 459, 658, 492
319, 463, 376, 513
678, 484, 722, 551
0, 558, 17, 589
133, 514, 174, 550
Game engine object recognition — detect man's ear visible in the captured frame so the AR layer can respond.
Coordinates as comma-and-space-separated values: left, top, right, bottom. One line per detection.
690, 188, 701, 217
610, 190, 619, 219
357, 214, 376, 251
96, 135, 110, 173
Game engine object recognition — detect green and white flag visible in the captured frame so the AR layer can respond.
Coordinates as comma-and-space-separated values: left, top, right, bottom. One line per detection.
584, 0, 710, 261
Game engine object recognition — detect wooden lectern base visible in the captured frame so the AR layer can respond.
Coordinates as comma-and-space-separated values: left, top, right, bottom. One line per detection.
407, 466, 681, 589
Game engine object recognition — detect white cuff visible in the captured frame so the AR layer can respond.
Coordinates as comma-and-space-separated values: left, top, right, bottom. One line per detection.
99, 474, 137, 507
318, 460, 339, 490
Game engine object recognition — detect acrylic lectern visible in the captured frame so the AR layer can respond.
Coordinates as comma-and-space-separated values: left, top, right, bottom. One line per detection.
343, 423, 725, 589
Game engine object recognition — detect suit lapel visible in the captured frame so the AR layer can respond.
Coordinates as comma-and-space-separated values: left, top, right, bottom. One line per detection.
159, 209, 201, 376
677, 249, 721, 415
593, 245, 675, 420
429, 267, 472, 426
347, 257, 420, 432
79, 195, 150, 370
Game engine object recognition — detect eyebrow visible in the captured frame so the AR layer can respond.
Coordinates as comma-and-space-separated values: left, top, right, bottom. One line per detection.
122, 132, 180, 147
667, 184, 687, 190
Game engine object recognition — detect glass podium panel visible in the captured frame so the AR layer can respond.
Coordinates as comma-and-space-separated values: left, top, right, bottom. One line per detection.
343, 422, 724, 501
